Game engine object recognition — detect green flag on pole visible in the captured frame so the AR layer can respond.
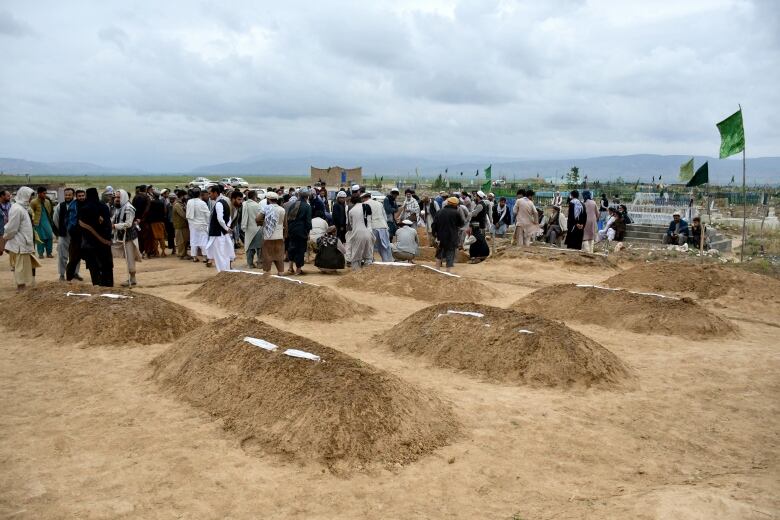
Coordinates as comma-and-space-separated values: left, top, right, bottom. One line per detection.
481, 164, 492, 192
679, 157, 694, 181
716, 109, 745, 159
686, 161, 709, 187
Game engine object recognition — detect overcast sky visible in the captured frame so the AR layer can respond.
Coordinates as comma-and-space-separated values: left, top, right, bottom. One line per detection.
1, 0, 778, 171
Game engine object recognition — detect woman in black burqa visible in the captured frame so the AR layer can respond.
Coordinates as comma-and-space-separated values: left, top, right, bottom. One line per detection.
79, 187, 114, 286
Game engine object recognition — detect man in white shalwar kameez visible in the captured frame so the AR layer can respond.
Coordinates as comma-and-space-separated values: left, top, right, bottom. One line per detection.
186, 189, 210, 263
240, 190, 263, 268
347, 192, 375, 270
204, 186, 235, 272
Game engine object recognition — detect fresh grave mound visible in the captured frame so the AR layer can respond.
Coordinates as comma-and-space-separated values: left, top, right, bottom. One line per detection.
151, 316, 458, 472
3, 282, 201, 345
377, 303, 633, 389
340, 263, 487, 302
512, 284, 736, 339
190, 271, 372, 321
416, 246, 471, 264
604, 263, 780, 302
494, 245, 619, 270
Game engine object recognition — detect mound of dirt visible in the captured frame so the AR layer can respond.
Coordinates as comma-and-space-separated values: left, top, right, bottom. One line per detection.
190, 271, 372, 321
512, 284, 735, 339
494, 245, 619, 270
416, 247, 471, 264
151, 316, 458, 472
604, 263, 780, 302
377, 303, 633, 389
3, 282, 201, 345
340, 264, 487, 302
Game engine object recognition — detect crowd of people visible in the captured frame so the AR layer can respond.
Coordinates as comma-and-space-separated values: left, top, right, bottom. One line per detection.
2, 181, 654, 291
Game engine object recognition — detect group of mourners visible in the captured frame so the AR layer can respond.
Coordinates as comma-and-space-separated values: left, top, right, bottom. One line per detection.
1, 181, 663, 291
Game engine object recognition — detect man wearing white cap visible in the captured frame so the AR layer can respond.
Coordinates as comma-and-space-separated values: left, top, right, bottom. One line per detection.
204, 185, 235, 272
391, 219, 419, 262
364, 193, 392, 262
332, 191, 348, 243
664, 210, 689, 245
347, 192, 375, 269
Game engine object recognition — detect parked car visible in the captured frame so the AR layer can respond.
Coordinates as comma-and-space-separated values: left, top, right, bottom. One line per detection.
188, 177, 216, 190
220, 177, 249, 188
368, 190, 386, 202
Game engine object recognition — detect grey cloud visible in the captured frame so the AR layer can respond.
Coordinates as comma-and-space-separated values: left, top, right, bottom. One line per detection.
0, 0, 777, 170
98, 26, 129, 50
0, 9, 32, 36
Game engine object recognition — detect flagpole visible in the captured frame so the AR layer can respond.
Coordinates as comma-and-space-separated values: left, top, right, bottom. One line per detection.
739, 103, 747, 262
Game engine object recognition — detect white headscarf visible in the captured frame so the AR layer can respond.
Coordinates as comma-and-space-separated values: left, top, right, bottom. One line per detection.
571, 198, 583, 219
15, 186, 34, 208
116, 189, 130, 207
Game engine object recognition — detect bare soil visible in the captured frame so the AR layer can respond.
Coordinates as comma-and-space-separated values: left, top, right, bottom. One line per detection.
0, 249, 777, 519
376, 303, 634, 389
190, 271, 372, 321
340, 263, 487, 302
493, 244, 620, 270
512, 283, 736, 339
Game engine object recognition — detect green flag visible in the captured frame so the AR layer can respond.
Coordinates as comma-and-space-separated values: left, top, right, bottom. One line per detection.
485, 164, 492, 181
686, 161, 709, 187
716, 109, 745, 158
679, 157, 694, 181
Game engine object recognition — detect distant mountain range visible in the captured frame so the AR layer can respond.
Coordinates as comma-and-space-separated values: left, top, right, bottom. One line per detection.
193, 153, 779, 184
0, 157, 142, 175
2, 154, 778, 184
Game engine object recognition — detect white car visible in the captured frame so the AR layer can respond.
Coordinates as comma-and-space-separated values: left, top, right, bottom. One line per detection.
368, 190, 386, 202
220, 177, 249, 188
188, 177, 216, 190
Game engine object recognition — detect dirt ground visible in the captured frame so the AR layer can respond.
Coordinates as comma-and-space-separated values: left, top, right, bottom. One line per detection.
0, 247, 778, 519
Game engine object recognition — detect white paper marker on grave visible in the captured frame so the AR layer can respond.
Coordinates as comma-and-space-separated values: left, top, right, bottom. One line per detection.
283, 349, 321, 362
65, 292, 132, 299
373, 261, 414, 267
517, 329, 535, 334
226, 269, 264, 276
436, 310, 485, 319
270, 275, 320, 287
575, 284, 678, 300
243, 336, 279, 351
420, 265, 461, 278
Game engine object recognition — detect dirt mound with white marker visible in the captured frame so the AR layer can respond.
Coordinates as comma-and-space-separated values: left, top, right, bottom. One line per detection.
151, 316, 458, 472
494, 245, 619, 270
340, 264, 487, 302
512, 284, 736, 339
604, 263, 780, 303
190, 271, 372, 321
3, 282, 201, 345
377, 303, 633, 389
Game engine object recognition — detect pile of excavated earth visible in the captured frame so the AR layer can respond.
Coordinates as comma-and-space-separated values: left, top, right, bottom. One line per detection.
3, 282, 202, 345
341, 264, 487, 302
604, 263, 780, 303
493, 245, 619, 269
378, 303, 634, 389
151, 316, 459, 473
512, 283, 736, 339
190, 271, 372, 321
